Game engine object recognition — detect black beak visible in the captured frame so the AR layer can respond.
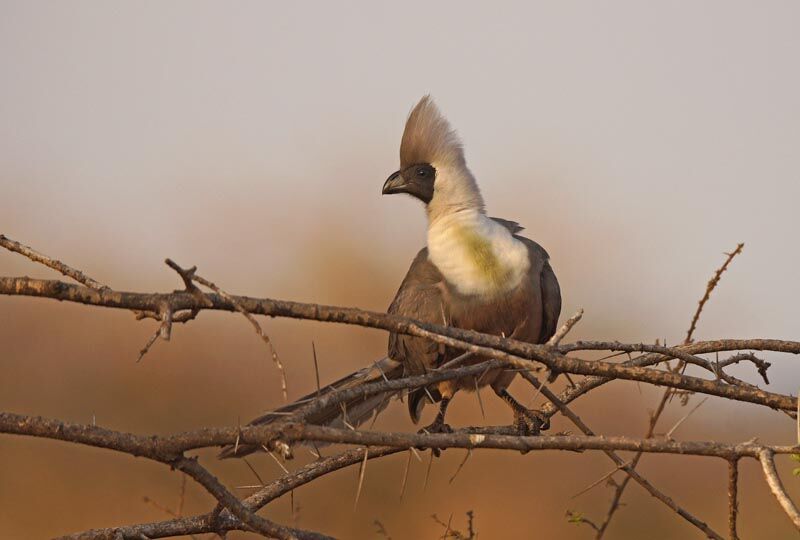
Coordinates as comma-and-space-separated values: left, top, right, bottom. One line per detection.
382, 170, 408, 195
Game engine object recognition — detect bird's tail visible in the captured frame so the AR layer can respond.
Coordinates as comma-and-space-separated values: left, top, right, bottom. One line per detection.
218, 356, 404, 459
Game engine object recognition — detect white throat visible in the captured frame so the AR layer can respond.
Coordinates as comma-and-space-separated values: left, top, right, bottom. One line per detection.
427, 209, 530, 297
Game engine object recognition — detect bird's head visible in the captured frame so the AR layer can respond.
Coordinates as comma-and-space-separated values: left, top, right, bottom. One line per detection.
382, 96, 484, 218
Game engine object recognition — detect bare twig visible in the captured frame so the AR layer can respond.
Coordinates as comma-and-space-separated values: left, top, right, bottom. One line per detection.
519, 372, 723, 539
173, 456, 328, 540
570, 461, 631, 499
759, 449, 800, 530
0, 234, 107, 291
594, 243, 745, 538
448, 449, 472, 485
665, 397, 709, 439
166, 259, 288, 401
177, 473, 187, 517
728, 459, 739, 540
547, 308, 584, 346
686, 243, 744, 344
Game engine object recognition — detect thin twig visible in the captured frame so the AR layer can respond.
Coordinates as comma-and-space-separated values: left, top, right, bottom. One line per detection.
759, 449, 800, 530
728, 459, 739, 540
547, 308, 584, 346
178, 262, 288, 402
519, 372, 723, 540
595, 243, 744, 538
570, 461, 631, 499
0, 234, 107, 291
686, 243, 744, 344
449, 450, 472, 485
177, 474, 187, 518
665, 397, 709, 439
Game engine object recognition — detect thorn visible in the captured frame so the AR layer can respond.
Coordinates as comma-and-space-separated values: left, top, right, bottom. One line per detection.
400, 449, 413, 502
474, 380, 486, 420
423, 449, 435, 492
263, 445, 290, 475
449, 450, 472, 485
242, 457, 265, 485
312, 341, 322, 397
354, 447, 369, 510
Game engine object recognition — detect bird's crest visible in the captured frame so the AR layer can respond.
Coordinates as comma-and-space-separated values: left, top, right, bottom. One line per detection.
400, 96, 465, 169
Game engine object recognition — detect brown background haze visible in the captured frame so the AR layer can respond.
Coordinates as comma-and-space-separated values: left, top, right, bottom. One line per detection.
2, 2, 800, 538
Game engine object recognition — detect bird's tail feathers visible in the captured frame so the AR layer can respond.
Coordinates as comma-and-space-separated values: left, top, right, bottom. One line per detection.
219, 356, 404, 459
408, 385, 443, 424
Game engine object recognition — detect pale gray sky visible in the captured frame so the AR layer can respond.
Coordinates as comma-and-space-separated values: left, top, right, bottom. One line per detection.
4, 1, 799, 361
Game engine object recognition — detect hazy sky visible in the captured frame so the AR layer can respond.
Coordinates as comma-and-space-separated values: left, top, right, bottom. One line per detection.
4, 1, 800, 377
2, 2, 800, 538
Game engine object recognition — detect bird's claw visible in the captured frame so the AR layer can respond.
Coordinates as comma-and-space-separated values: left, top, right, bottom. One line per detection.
514, 408, 550, 436
419, 421, 453, 435
417, 421, 452, 457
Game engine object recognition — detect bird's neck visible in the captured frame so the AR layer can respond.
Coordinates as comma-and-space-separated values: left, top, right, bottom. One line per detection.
425, 165, 485, 223
427, 209, 530, 297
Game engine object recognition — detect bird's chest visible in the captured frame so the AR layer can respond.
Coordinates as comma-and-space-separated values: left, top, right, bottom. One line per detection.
427, 218, 529, 298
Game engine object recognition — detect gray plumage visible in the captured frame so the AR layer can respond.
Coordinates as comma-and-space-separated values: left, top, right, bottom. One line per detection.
219, 96, 561, 459
219, 356, 403, 458
390, 219, 560, 422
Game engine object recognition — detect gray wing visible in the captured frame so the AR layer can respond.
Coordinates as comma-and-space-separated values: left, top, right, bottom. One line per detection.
387, 247, 446, 376
538, 259, 561, 342
515, 235, 562, 344
490, 216, 524, 234
387, 247, 449, 422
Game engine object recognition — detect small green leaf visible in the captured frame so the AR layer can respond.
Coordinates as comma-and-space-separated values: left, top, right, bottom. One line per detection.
793, 467, 800, 477
567, 512, 584, 524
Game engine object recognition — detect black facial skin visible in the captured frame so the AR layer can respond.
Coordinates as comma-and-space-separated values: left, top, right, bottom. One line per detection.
382, 163, 436, 204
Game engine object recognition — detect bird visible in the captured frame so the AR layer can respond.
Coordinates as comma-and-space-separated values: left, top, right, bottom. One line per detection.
219, 96, 560, 458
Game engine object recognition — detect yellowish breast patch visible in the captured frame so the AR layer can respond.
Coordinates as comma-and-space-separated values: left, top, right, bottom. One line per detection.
452, 224, 512, 288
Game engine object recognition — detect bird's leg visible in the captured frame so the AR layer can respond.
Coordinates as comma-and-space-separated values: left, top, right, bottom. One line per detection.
418, 390, 454, 458
494, 388, 550, 435
420, 396, 453, 435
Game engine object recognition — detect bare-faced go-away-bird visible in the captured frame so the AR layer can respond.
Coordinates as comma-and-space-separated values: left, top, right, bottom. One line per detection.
219, 96, 561, 459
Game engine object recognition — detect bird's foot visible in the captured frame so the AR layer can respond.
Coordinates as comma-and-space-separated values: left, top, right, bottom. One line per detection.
513, 408, 550, 436
418, 421, 452, 457
419, 420, 453, 435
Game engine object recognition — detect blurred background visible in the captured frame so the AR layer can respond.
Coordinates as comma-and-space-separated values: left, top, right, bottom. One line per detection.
2, 2, 800, 538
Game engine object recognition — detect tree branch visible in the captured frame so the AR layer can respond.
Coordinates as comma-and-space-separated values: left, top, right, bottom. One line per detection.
759, 449, 800, 531
728, 459, 739, 540
1, 276, 796, 411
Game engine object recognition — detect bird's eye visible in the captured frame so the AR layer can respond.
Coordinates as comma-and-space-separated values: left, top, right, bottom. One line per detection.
416, 167, 427, 177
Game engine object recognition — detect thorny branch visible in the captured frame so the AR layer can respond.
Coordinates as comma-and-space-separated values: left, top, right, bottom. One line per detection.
2, 275, 795, 411
165, 258, 288, 400
593, 243, 745, 538
3, 234, 800, 538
